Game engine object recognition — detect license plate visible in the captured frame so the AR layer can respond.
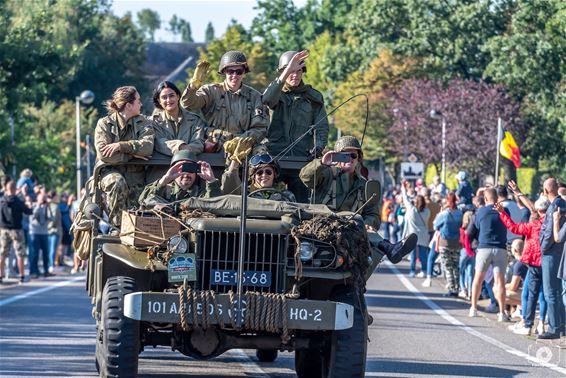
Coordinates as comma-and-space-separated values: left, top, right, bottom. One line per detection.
210, 269, 272, 287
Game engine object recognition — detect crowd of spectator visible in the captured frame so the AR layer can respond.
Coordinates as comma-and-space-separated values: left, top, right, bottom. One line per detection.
382, 173, 566, 340
0, 169, 84, 284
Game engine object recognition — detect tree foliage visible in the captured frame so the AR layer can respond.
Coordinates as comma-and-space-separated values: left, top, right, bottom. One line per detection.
390, 79, 524, 176
205, 21, 215, 43
137, 8, 160, 42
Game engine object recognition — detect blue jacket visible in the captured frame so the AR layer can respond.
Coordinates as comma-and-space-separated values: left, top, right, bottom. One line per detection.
473, 205, 508, 249
540, 196, 566, 255
433, 208, 463, 240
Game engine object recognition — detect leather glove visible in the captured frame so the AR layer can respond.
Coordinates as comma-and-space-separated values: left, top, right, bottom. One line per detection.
224, 137, 255, 164
190, 60, 210, 90
223, 137, 241, 157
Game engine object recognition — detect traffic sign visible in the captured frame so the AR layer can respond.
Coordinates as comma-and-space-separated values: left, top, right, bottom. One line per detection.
401, 162, 424, 179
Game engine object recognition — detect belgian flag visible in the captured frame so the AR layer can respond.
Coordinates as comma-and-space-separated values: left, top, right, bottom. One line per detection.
499, 127, 521, 168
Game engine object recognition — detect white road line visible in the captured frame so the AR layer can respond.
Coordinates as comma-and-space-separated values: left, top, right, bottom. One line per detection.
0, 276, 85, 307
385, 261, 566, 376
226, 349, 269, 377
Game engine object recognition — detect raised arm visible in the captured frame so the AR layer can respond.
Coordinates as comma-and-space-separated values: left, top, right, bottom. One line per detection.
508, 180, 535, 213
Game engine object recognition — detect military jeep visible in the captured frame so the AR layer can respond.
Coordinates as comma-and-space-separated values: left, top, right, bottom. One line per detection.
83, 153, 382, 377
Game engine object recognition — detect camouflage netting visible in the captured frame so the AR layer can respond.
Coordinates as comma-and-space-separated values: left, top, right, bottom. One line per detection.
291, 214, 370, 288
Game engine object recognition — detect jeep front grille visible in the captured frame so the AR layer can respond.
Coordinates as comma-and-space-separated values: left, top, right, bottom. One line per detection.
196, 231, 288, 294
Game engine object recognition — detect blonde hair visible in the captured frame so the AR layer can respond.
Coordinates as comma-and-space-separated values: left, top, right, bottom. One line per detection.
105, 86, 138, 114
512, 239, 524, 256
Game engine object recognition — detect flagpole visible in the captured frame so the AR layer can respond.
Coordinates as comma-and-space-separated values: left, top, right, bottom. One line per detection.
494, 117, 502, 185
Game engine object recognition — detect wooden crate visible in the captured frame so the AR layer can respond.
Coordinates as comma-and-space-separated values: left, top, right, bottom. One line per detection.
120, 211, 180, 247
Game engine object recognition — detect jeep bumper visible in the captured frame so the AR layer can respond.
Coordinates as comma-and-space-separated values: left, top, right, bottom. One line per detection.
124, 292, 354, 330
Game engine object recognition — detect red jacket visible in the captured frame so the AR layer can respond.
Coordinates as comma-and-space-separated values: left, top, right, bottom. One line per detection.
499, 212, 543, 267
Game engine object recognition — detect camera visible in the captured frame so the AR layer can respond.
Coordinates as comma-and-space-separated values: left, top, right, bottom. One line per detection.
181, 162, 201, 174
331, 152, 353, 163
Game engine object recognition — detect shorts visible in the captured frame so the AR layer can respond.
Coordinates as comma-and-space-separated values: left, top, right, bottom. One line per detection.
0, 229, 27, 258
475, 248, 507, 274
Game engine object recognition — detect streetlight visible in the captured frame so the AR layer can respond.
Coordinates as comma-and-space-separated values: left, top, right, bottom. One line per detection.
430, 109, 446, 184
76, 90, 95, 201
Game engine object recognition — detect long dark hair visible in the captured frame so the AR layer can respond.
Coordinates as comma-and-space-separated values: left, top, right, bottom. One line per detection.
415, 195, 426, 212
152, 81, 181, 110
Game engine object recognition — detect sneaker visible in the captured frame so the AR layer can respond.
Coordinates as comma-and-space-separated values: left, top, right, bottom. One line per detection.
538, 331, 560, 340
48, 266, 54, 274
468, 307, 478, 318
19, 276, 25, 284
458, 290, 468, 299
513, 326, 531, 336
511, 308, 522, 319
498, 312, 511, 322
536, 321, 546, 335
508, 319, 524, 331
484, 303, 499, 313
30, 273, 39, 279
416, 272, 425, 278
409, 271, 416, 278
422, 277, 432, 287
385, 233, 418, 264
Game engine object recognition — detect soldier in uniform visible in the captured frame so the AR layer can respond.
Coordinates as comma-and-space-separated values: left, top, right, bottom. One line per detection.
94, 86, 154, 226
180, 51, 269, 152
151, 81, 206, 156
139, 150, 221, 208
300, 135, 417, 263
262, 50, 329, 202
221, 153, 296, 202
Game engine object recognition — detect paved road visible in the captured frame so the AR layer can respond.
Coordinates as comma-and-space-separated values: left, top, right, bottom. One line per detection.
1, 260, 565, 377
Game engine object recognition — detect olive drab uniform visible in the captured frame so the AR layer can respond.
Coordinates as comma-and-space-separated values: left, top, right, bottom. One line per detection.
262, 79, 328, 203
299, 159, 380, 229
138, 179, 221, 209
180, 81, 269, 146
263, 79, 328, 158
151, 108, 206, 156
94, 113, 154, 226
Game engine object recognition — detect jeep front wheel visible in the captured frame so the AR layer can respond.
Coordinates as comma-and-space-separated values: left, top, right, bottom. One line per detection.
98, 276, 140, 377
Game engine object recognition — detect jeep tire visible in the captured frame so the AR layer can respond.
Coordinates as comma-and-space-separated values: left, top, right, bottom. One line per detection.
294, 289, 368, 378
98, 276, 140, 377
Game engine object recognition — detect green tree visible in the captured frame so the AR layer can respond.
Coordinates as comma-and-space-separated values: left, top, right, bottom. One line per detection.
169, 14, 180, 35
348, 0, 514, 80
484, 0, 566, 175
137, 8, 160, 42
205, 21, 215, 43
178, 19, 193, 42
251, 0, 305, 52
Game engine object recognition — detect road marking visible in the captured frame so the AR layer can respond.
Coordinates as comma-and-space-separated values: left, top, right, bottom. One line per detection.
226, 349, 269, 377
0, 276, 85, 307
385, 261, 566, 376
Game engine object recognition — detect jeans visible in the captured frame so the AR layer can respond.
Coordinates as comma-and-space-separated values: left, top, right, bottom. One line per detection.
523, 266, 547, 327
410, 245, 429, 274
483, 280, 497, 305
459, 249, 475, 293
541, 253, 565, 334
29, 233, 49, 275
382, 222, 391, 241
427, 248, 439, 277
48, 233, 60, 269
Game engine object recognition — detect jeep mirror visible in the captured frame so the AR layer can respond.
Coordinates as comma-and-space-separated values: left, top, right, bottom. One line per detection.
365, 180, 381, 206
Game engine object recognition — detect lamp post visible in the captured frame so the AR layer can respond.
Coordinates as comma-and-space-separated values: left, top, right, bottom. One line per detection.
430, 109, 446, 184
76, 90, 95, 201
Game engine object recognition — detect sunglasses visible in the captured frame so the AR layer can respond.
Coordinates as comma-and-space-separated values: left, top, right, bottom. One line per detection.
225, 68, 245, 76
255, 169, 274, 176
249, 154, 274, 166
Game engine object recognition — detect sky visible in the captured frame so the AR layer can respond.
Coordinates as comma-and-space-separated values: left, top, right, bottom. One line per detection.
111, 0, 307, 43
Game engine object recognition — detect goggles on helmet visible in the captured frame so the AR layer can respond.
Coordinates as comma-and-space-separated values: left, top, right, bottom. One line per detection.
249, 153, 274, 167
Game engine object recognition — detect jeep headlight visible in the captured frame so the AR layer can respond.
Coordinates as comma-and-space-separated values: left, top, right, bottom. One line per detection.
299, 242, 315, 262
167, 235, 188, 254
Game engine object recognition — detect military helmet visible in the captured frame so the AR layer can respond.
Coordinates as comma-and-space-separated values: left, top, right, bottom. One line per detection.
334, 136, 362, 152
248, 153, 280, 178
277, 51, 307, 73
218, 51, 250, 74
170, 150, 198, 166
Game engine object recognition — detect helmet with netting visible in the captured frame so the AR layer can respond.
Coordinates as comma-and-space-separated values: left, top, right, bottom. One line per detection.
170, 150, 197, 166
334, 136, 362, 152
218, 51, 250, 74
